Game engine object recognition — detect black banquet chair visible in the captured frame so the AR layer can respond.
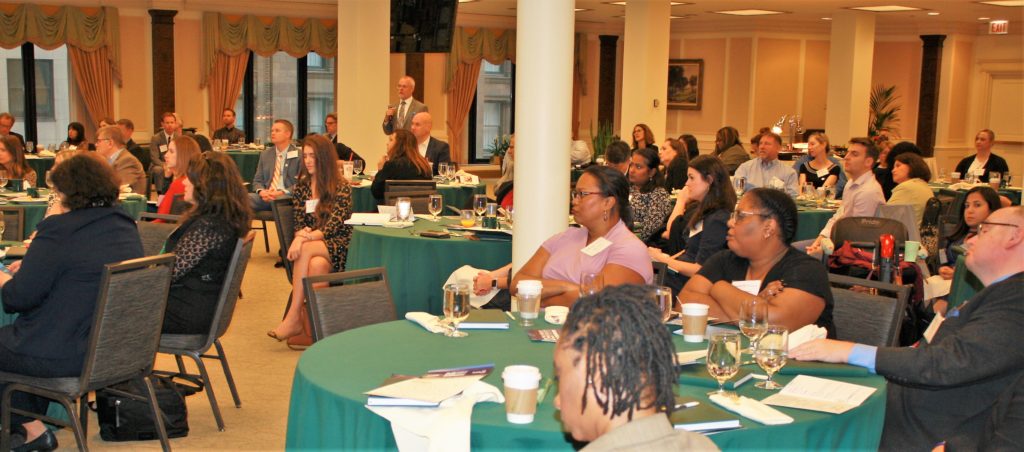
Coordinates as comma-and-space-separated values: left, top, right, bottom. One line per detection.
303, 267, 397, 343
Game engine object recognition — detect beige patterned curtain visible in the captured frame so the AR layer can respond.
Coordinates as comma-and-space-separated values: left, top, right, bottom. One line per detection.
446, 61, 482, 165
201, 12, 337, 88
0, 4, 121, 124
445, 28, 515, 162
207, 52, 250, 133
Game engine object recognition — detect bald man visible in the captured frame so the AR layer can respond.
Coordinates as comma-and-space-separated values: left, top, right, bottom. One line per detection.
409, 112, 450, 176
382, 75, 428, 134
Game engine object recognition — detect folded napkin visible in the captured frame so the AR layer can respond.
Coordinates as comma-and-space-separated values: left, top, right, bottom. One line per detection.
787, 324, 827, 352
708, 394, 793, 425
367, 380, 504, 452
406, 312, 446, 334
445, 265, 497, 308
544, 306, 569, 325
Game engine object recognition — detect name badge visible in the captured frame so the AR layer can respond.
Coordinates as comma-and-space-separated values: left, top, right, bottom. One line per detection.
816, 168, 830, 178
922, 312, 945, 344
581, 237, 613, 256
159, 144, 168, 153
938, 249, 948, 265
286, 150, 299, 159
305, 199, 319, 213
689, 220, 704, 238
732, 279, 761, 296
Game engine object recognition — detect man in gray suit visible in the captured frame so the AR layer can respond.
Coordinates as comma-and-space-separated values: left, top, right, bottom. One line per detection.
249, 119, 301, 212
792, 206, 1024, 451
410, 112, 450, 176
96, 125, 147, 195
149, 112, 179, 193
382, 76, 427, 134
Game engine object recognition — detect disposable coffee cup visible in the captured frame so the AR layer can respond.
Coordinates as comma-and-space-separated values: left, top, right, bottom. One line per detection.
517, 280, 542, 327
680, 303, 709, 343
950, 172, 961, 183
904, 240, 921, 262
502, 365, 541, 424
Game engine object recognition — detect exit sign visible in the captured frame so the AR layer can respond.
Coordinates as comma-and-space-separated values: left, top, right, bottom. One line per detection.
989, 20, 1009, 34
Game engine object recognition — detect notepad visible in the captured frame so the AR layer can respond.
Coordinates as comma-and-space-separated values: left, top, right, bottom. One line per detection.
365, 364, 493, 406
761, 374, 876, 414
345, 213, 392, 226
670, 396, 741, 433
458, 310, 510, 330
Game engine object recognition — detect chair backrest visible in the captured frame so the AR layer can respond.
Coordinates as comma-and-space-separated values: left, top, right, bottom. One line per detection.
831, 216, 908, 248
385, 180, 437, 193
209, 237, 254, 341
80, 254, 175, 391
875, 204, 921, 242
137, 220, 178, 256
384, 189, 437, 215
303, 267, 397, 342
938, 188, 967, 217
0, 206, 24, 242
138, 212, 182, 223
828, 274, 910, 347
270, 197, 295, 280
652, 261, 668, 287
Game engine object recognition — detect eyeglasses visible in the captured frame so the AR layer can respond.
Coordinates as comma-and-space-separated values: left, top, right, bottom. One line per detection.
977, 221, 1020, 235
571, 190, 601, 200
730, 210, 768, 223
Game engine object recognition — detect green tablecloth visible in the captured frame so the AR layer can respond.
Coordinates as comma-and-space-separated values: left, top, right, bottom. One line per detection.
10, 195, 146, 238
24, 156, 54, 188
929, 182, 1022, 206
346, 217, 511, 316
225, 150, 261, 183
285, 319, 886, 451
796, 207, 835, 242
350, 182, 487, 213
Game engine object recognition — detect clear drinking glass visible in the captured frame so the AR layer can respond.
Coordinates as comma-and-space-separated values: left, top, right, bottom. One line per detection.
579, 272, 605, 297
706, 332, 741, 395
428, 194, 443, 221
254, 138, 263, 147
738, 298, 768, 352
652, 286, 674, 322
25, 141, 33, 154
0, 170, 8, 192
446, 164, 457, 183
733, 177, 746, 196
438, 162, 449, 183
443, 283, 471, 338
460, 209, 476, 228
0, 219, 6, 240
473, 195, 488, 223
353, 159, 364, 176
395, 197, 412, 222
754, 325, 789, 390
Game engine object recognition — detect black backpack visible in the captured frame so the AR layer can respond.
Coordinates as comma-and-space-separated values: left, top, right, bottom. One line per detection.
94, 375, 199, 441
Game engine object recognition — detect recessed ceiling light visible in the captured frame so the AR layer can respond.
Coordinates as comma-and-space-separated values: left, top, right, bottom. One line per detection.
607, 2, 691, 5
979, 1, 1024, 6
849, 5, 922, 12
927, 11, 941, 15
822, 17, 833, 20
713, 9, 786, 16
979, 16, 992, 19
457, 0, 478, 3
575, 8, 589, 12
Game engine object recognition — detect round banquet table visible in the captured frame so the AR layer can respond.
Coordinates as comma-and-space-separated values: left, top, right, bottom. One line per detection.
285, 318, 887, 451
224, 150, 262, 183
795, 207, 835, 242
349, 181, 487, 213
24, 155, 55, 188
929, 182, 1021, 206
346, 217, 511, 316
1, 193, 146, 238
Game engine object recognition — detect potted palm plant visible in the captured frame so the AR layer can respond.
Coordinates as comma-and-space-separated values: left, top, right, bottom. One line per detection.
868, 84, 901, 139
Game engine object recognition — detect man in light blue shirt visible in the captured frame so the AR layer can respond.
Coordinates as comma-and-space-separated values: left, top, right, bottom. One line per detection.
733, 132, 798, 197
791, 206, 1024, 450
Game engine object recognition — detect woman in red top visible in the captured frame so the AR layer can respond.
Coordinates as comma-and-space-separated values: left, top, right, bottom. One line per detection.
156, 136, 202, 217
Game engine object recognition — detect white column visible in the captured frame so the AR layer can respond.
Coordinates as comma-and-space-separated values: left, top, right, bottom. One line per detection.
620, 1, 671, 143
513, 0, 575, 272
824, 10, 875, 144
337, 0, 390, 165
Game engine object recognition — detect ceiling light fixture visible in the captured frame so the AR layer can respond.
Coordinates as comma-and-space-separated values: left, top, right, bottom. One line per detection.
608, 2, 691, 5
979, 16, 992, 19
978, 1, 1024, 6
927, 11, 940, 15
849, 5, 922, 12
712, 9, 787, 16
822, 17, 833, 20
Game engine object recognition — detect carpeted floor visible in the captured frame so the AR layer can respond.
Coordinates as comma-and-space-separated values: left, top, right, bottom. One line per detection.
52, 221, 303, 451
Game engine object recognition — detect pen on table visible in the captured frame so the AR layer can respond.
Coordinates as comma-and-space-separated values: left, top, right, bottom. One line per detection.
675, 401, 699, 409
537, 377, 553, 403
505, 311, 516, 321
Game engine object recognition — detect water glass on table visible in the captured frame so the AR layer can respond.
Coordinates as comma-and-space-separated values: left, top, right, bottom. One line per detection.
395, 197, 412, 222
442, 283, 471, 338
427, 194, 443, 221
989, 172, 1002, 191
754, 325, 788, 390
579, 272, 604, 297
516, 280, 542, 327
706, 332, 742, 396
0, 170, 8, 192
353, 159, 364, 177
651, 286, 674, 322
473, 195, 488, 224
446, 165, 457, 184
739, 297, 768, 352
438, 162, 449, 183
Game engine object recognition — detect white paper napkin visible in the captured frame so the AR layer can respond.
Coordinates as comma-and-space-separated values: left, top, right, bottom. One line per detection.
445, 265, 497, 308
787, 324, 827, 352
709, 394, 793, 425
367, 380, 504, 452
405, 312, 446, 334
544, 306, 569, 325
923, 275, 952, 300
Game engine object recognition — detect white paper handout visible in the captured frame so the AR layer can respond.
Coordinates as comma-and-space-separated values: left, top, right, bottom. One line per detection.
344, 213, 393, 226
366, 376, 484, 405
675, 350, 706, 365
762, 375, 877, 414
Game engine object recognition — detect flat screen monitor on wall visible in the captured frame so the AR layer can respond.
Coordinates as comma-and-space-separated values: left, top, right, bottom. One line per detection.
390, 0, 458, 53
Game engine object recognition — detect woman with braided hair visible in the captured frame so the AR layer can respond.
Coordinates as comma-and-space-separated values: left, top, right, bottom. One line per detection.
553, 284, 718, 450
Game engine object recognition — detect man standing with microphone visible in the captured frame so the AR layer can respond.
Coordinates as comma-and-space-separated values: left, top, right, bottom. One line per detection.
382, 76, 427, 134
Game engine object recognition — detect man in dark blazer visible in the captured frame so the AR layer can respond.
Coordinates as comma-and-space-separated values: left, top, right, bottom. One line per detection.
249, 119, 301, 212
791, 206, 1024, 451
0, 112, 25, 148
410, 112, 450, 176
116, 118, 151, 172
382, 76, 428, 134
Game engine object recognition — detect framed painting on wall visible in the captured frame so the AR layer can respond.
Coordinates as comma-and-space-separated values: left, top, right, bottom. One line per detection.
668, 59, 703, 110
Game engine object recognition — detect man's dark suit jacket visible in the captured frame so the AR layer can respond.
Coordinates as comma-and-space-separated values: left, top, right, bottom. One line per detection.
126, 138, 151, 172
335, 142, 365, 166
0, 207, 143, 365
875, 272, 1024, 450
424, 137, 451, 176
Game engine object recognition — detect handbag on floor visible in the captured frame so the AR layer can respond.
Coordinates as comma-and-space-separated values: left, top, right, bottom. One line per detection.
286, 301, 314, 349
94, 376, 190, 441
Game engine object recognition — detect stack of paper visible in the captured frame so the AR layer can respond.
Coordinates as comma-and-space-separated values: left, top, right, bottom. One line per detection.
365, 365, 493, 407
345, 213, 393, 226
762, 375, 876, 414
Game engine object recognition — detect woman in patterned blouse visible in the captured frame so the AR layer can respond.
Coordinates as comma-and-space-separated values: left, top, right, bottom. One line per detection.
627, 146, 672, 243
162, 151, 252, 334
269, 134, 354, 341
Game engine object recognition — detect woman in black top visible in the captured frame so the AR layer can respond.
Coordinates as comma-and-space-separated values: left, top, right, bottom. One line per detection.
162, 151, 252, 334
875, 141, 922, 200
797, 132, 840, 189
61, 121, 95, 151
954, 129, 1010, 184
649, 155, 735, 294
371, 129, 432, 204
658, 138, 688, 191
630, 123, 657, 152
679, 188, 836, 337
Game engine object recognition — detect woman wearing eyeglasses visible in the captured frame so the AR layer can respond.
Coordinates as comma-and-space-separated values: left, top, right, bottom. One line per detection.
679, 188, 835, 337
511, 165, 653, 308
